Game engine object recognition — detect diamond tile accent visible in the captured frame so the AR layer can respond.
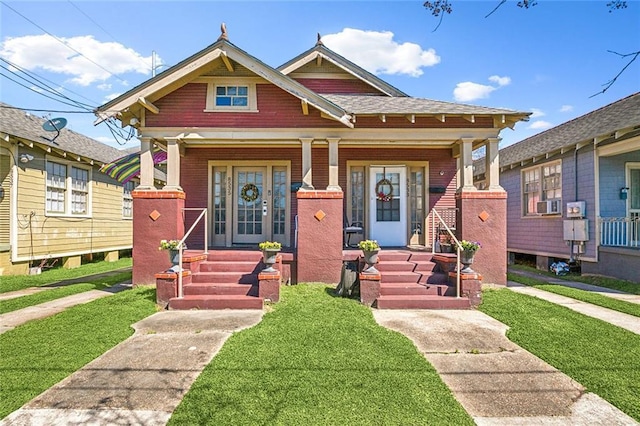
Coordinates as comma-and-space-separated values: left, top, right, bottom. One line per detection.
478, 210, 490, 222
314, 210, 326, 221
149, 210, 161, 221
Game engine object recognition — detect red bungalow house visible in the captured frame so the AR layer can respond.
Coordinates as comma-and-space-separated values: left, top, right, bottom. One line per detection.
96, 29, 529, 309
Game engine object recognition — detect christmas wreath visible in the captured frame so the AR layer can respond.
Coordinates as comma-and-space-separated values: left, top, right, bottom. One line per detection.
240, 183, 259, 202
375, 178, 393, 202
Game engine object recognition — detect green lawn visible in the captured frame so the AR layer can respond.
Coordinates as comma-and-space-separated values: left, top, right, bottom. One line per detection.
480, 288, 640, 421
0, 286, 157, 419
510, 264, 640, 294
0, 258, 132, 293
508, 272, 640, 318
169, 284, 473, 425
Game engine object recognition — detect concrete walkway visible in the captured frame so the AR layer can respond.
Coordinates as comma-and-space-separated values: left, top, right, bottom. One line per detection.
1, 310, 264, 426
373, 310, 638, 425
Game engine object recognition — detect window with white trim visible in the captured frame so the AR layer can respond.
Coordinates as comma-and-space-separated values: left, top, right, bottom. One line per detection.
203, 79, 257, 112
123, 181, 135, 218
46, 160, 91, 216
522, 161, 562, 216
216, 85, 248, 107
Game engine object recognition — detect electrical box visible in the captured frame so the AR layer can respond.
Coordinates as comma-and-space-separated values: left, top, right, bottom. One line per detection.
566, 201, 586, 218
563, 219, 589, 242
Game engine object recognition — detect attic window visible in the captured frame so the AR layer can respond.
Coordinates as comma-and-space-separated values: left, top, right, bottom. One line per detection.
204, 79, 257, 112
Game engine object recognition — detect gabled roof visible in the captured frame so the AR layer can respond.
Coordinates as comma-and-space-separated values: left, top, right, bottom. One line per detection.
499, 92, 640, 169
0, 103, 127, 164
323, 94, 525, 116
277, 40, 408, 98
96, 38, 353, 128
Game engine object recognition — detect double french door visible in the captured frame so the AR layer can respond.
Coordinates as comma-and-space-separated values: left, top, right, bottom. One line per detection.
211, 163, 289, 247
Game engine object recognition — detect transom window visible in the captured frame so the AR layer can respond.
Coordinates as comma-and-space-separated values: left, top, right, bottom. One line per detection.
46, 160, 91, 216
216, 85, 248, 107
522, 161, 562, 216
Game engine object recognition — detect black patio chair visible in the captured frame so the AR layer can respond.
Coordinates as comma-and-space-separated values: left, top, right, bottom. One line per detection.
344, 213, 364, 248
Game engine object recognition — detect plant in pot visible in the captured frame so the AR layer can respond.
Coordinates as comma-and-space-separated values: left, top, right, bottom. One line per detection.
259, 241, 282, 272
439, 233, 454, 253
459, 240, 481, 273
159, 239, 185, 272
358, 239, 380, 274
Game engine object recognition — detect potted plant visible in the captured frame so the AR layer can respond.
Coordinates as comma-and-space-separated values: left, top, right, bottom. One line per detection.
259, 241, 282, 272
159, 239, 184, 270
459, 240, 481, 273
358, 240, 380, 274
439, 233, 454, 253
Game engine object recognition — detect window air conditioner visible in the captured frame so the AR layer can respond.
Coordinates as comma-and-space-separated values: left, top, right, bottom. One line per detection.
536, 200, 561, 215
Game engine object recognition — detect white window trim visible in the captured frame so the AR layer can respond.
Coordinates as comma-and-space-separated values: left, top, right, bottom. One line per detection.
45, 158, 92, 218
202, 78, 258, 112
521, 160, 562, 218
122, 180, 135, 219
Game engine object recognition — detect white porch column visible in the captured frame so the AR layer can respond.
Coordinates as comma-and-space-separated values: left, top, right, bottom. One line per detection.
300, 138, 314, 190
138, 137, 154, 189
163, 137, 182, 191
459, 138, 477, 191
327, 138, 341, 191
485, 137, 503, 190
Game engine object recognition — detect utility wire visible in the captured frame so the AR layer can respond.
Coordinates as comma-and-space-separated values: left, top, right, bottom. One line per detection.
1, 1, 129, 85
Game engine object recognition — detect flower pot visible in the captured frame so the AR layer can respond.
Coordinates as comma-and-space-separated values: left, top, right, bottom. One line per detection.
460, 250, 475, 273
262, 249, 280, 273
361, 249, 380, 274
168, 249, 180, 265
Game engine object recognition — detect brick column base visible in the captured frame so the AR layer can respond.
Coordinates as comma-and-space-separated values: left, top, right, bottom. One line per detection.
359, 272, 381, 306
258, 271, 281, 302
155, 270, 192, 308
449, 271, 483, 307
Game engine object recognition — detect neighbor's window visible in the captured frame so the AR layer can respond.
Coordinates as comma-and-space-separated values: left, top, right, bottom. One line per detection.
215, 85, 248, 107
46, 160, 91, 216
123, 181, 135, 218
522, 161, 561, 216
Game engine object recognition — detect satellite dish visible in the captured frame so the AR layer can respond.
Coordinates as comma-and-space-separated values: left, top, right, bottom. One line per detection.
42, 117, 67, 144
42, 117, 67, 132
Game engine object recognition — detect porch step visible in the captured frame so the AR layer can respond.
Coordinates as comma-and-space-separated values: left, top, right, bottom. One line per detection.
377, 260, 437, 273
380, 283, 449, 296
375, 295, 471, 309
182, 282, 257, 296
207, 250, 264, 262
199, 261, 260, 273
191, 271, 257, 284
168, 294, 263, 310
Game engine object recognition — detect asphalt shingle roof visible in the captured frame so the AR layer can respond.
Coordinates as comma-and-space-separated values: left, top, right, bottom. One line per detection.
322, 94, 525, 116
499, 92, 640, 168
0, 103, 131, 164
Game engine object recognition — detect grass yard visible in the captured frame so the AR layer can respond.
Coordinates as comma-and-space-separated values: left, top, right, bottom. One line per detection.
169, 284, 473, 425
508, 272, 640, 318
0, 272, 131, 314
0, 286, 157, 419
480, 288, 640, 421
0, 258, 132, 294
509, 264, 640, 294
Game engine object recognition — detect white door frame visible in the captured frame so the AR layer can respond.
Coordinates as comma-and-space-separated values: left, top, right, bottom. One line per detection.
369, 166, 407, 247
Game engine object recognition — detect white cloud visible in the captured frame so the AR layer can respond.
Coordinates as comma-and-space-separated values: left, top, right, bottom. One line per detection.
322, 28, 440, 77
488, 75, 511, 86
0, 34, 152, 86
528, 120, 552, 130
453, 82, 496, 102
97, 83, 112, 91
559, 105, 574, 112
530, 108, 545, 118
453, 74, 512, 102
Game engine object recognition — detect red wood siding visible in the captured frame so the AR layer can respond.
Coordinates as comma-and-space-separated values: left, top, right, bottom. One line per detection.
353, 116, 494, 129
293, 78, 384, 95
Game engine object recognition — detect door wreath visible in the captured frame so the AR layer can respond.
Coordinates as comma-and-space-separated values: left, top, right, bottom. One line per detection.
375, 178, 393, 202
240, 183, 260, 202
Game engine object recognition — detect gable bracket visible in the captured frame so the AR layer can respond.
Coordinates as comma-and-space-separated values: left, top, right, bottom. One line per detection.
434, 114, 446, 123
137, 97, 159, 114
220, 51, 235, 72
406, 114, 415, 124
301, 99, 309, 115
379, 114, 386, 123
462, 114, 475, 123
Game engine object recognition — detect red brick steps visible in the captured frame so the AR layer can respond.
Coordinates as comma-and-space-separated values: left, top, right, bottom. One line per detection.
376, 294, 471, 309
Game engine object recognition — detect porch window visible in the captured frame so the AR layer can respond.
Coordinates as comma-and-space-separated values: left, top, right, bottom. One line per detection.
213, 168, 227, 235
216, 85, 248, 107
46, 161, 92, 216
272, 167, 287, 237
522, 161, 561, 216
350, 167, 365, 227
409, 168, 424, 238
123, 181, 134, 218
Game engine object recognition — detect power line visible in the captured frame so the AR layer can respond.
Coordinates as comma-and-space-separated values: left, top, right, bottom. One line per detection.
1, 1, 129, 85
0, 105, 96, 114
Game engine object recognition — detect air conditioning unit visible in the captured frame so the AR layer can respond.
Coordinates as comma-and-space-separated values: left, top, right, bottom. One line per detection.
537, 199, 561, 215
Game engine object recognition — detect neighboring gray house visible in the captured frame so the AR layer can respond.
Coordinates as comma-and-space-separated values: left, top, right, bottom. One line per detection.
475, 92, 640, 282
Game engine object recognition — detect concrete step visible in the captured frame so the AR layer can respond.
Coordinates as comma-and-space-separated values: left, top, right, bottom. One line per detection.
380, 271, 423, 283
375, 295, 471, 309
182, 283, 257, 296
206, 250, 264, 262
380, 283, 449, 296
168, 294, 263, 310
191, 271, 257, 285
198, 261, 260, 273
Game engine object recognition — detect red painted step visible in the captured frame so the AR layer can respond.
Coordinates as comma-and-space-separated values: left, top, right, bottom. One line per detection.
375, 295, 471, 309
199, 261, 260, 273
182, 282, 257, 296
169, 294, 263, 310
191, 271, 257, 284
380, 283, 449, 296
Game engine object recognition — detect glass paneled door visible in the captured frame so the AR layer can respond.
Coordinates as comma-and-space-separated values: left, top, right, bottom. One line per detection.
233, 167, 265, 244
369, 166, 407, 246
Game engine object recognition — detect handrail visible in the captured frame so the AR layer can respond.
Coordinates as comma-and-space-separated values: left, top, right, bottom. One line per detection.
177, 208, 208, 298
431, 208, 462, 298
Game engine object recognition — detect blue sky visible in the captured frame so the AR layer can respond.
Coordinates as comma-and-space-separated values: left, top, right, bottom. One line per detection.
1, 1, 638, 150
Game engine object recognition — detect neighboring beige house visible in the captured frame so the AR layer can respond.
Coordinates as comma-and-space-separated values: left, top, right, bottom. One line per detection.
0, 103, 144, 275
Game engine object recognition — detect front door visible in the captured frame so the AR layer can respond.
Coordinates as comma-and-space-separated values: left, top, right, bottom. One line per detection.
369, 166, 407, 246
233, 167, 266, 244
